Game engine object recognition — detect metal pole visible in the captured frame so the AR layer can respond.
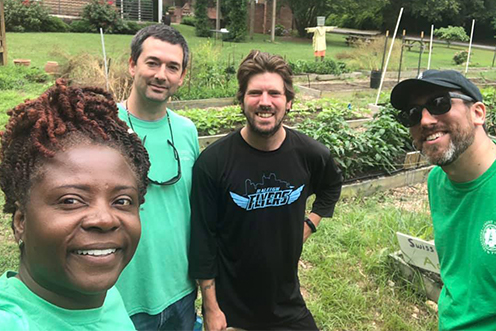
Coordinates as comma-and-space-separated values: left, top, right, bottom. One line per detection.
120, 0, 123, 19
465, 19, 475, 74
100, 28, 109, 91
398, 30, 406, 83
427, 25, 434, 69
158, 0, 162, 23
380, 30, 389, 73
417, 31, 424, 76
249, 0, 255, 40
216, 0, 220, 39
375, 7, 404, 106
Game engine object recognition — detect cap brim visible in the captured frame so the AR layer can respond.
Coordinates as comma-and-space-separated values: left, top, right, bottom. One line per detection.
390, 78, 461, 110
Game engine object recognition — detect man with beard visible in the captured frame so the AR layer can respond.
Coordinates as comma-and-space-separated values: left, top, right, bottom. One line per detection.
188, 50, 342, 330
391, 70, 496, 330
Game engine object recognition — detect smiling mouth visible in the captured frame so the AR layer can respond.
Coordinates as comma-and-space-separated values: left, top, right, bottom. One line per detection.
425, 132, 447, 142
75, 248, 117, 257
256, 112, 274, 118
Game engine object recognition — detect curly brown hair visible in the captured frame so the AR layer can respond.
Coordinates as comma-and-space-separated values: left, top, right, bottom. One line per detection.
0, 79, 150, 221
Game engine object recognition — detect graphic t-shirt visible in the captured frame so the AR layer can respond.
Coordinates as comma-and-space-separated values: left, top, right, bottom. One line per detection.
189, 128, 342, 329
428, 160, 496, 330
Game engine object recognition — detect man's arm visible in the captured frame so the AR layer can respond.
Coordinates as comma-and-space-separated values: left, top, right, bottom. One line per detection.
198, 279, 227, 331
303, 212, 322, 242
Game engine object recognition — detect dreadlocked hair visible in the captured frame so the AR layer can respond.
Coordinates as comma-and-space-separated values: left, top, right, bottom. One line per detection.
0, 78, 150, 219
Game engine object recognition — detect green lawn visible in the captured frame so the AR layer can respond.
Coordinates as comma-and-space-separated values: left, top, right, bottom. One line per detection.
6, 25, 496, 70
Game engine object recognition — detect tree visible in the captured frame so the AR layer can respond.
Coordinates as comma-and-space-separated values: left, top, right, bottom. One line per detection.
284, 0, 332, 37
194, 0, 210, 37
434, 25, 469, 48
225, 0, 247, 42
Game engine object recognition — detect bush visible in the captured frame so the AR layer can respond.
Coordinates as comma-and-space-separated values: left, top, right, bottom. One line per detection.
453, 50, 469, 65
82, 0, 119, 32
289, 59, 349, 75
225, 0, 247, 42
181, 16, 196, 27
69, 19, 94, 33
45, 16, 70, 32
274, 24, 286, 36
4, 0, 54, 32
194, 0, 210, 37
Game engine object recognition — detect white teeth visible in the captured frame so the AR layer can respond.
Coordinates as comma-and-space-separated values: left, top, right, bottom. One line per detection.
426, 132, 445, 141
258, 113, 273, 118
75, 248, 117, 256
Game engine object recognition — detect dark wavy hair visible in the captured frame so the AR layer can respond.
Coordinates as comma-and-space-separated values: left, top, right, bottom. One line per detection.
236, 50, 295, 105
0, 79, 150, 225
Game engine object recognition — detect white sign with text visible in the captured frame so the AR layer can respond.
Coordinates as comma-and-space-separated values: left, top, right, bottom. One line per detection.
396, 232, 440, 274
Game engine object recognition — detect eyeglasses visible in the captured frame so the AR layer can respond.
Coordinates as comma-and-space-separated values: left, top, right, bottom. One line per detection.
127, 111, 181, 186
396, 92, 475, 127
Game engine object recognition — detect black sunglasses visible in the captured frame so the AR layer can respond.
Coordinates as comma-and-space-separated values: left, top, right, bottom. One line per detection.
127, 111, 181, 186
396, 92, 475, 127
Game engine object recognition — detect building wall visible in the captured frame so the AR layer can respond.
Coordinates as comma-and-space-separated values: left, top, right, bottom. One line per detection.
251, 2, 293, 35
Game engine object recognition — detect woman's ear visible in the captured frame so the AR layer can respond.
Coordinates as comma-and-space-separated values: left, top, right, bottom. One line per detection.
13, 201, 26, 244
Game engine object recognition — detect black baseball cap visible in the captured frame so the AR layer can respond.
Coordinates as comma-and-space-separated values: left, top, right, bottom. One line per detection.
390, 70, 483, 110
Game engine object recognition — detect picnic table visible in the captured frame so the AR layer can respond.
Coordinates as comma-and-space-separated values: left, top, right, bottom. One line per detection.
329, 28, 381, 46
403, 36, 430, 51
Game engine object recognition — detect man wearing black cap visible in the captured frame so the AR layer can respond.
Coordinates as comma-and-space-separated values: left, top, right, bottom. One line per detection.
391, 70, 496, 330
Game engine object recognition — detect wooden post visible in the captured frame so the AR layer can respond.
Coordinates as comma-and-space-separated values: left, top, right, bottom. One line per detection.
270, 0, 276, 42
0, 0, 6, 66
249, 0, 255, 40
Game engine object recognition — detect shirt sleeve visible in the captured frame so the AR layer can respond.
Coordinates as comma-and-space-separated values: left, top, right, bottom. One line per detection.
189, 155, 219, 280
310, 153, 343, 218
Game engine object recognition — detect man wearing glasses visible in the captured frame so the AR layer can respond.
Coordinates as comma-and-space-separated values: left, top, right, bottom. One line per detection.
115, 24, 200, 330
391, 70, 496, 330
189, 51, 342, 330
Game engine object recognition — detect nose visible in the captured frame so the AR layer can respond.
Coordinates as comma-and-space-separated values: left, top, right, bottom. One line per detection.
154, 64, 167, 81
419, 108, 437, 126
82, 204, 119, 232
259, 91, 270, 106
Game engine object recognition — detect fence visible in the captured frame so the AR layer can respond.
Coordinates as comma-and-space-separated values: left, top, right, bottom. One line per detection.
44, 0, 156, 22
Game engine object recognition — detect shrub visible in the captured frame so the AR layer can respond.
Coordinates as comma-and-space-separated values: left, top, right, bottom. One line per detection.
453, 50, 469, 65
45, 16, 70, 32
434, 26, 469, 48
82, 0, 119, 32
289, 59, 349, 75
4, 0, 53, 32
70, 19, 94, 33
225, 0, 247, 42
181, 16, 196, 27
274, 24, 286, 36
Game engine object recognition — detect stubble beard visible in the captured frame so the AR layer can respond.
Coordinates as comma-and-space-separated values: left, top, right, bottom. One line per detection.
421, 124, 475, 166
244, 109, 287, 138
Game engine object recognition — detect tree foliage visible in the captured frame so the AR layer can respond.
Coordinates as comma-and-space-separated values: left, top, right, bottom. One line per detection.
194, 0, 210, 37
284, 0, 331, 37
434, 26, 469, 48
225, 0, 247, 42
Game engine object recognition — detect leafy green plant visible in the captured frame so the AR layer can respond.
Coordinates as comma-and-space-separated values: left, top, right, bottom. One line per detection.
4, 0, 56, 32
274, 24, 286, 36
453, 50, 469, 65
176, 105, 244, 136
181, 16, 196, 27
69, 19, 94, 33
289, 59, 349, 75
0, 65, 50, 90
82, 0, 119, 32
434, 26, 469, 48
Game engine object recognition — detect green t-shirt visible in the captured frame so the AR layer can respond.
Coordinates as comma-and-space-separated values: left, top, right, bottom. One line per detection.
428, 160, 496, 330
0, 271, 135, 331
116, 106, 199, 315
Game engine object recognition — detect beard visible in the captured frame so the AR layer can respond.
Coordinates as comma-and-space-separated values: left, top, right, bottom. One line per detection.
420, 123, 475, 166
243, 108, 287, 138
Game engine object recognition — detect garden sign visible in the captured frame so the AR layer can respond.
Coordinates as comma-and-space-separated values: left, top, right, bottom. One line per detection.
396, 232, 440, 274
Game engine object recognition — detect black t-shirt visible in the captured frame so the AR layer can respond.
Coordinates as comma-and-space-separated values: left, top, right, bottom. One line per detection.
189, 128, 342, 329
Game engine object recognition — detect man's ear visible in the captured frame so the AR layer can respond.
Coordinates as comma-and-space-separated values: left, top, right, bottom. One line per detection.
472, 102, 486, 126
129, 56, 136, 77
286, 99, 293, 112
13, 202, 25, 243
178, 68, 187, 87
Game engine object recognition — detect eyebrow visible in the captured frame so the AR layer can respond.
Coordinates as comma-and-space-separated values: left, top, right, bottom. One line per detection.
144, 56, 181, 67
53, 184, 138, 193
